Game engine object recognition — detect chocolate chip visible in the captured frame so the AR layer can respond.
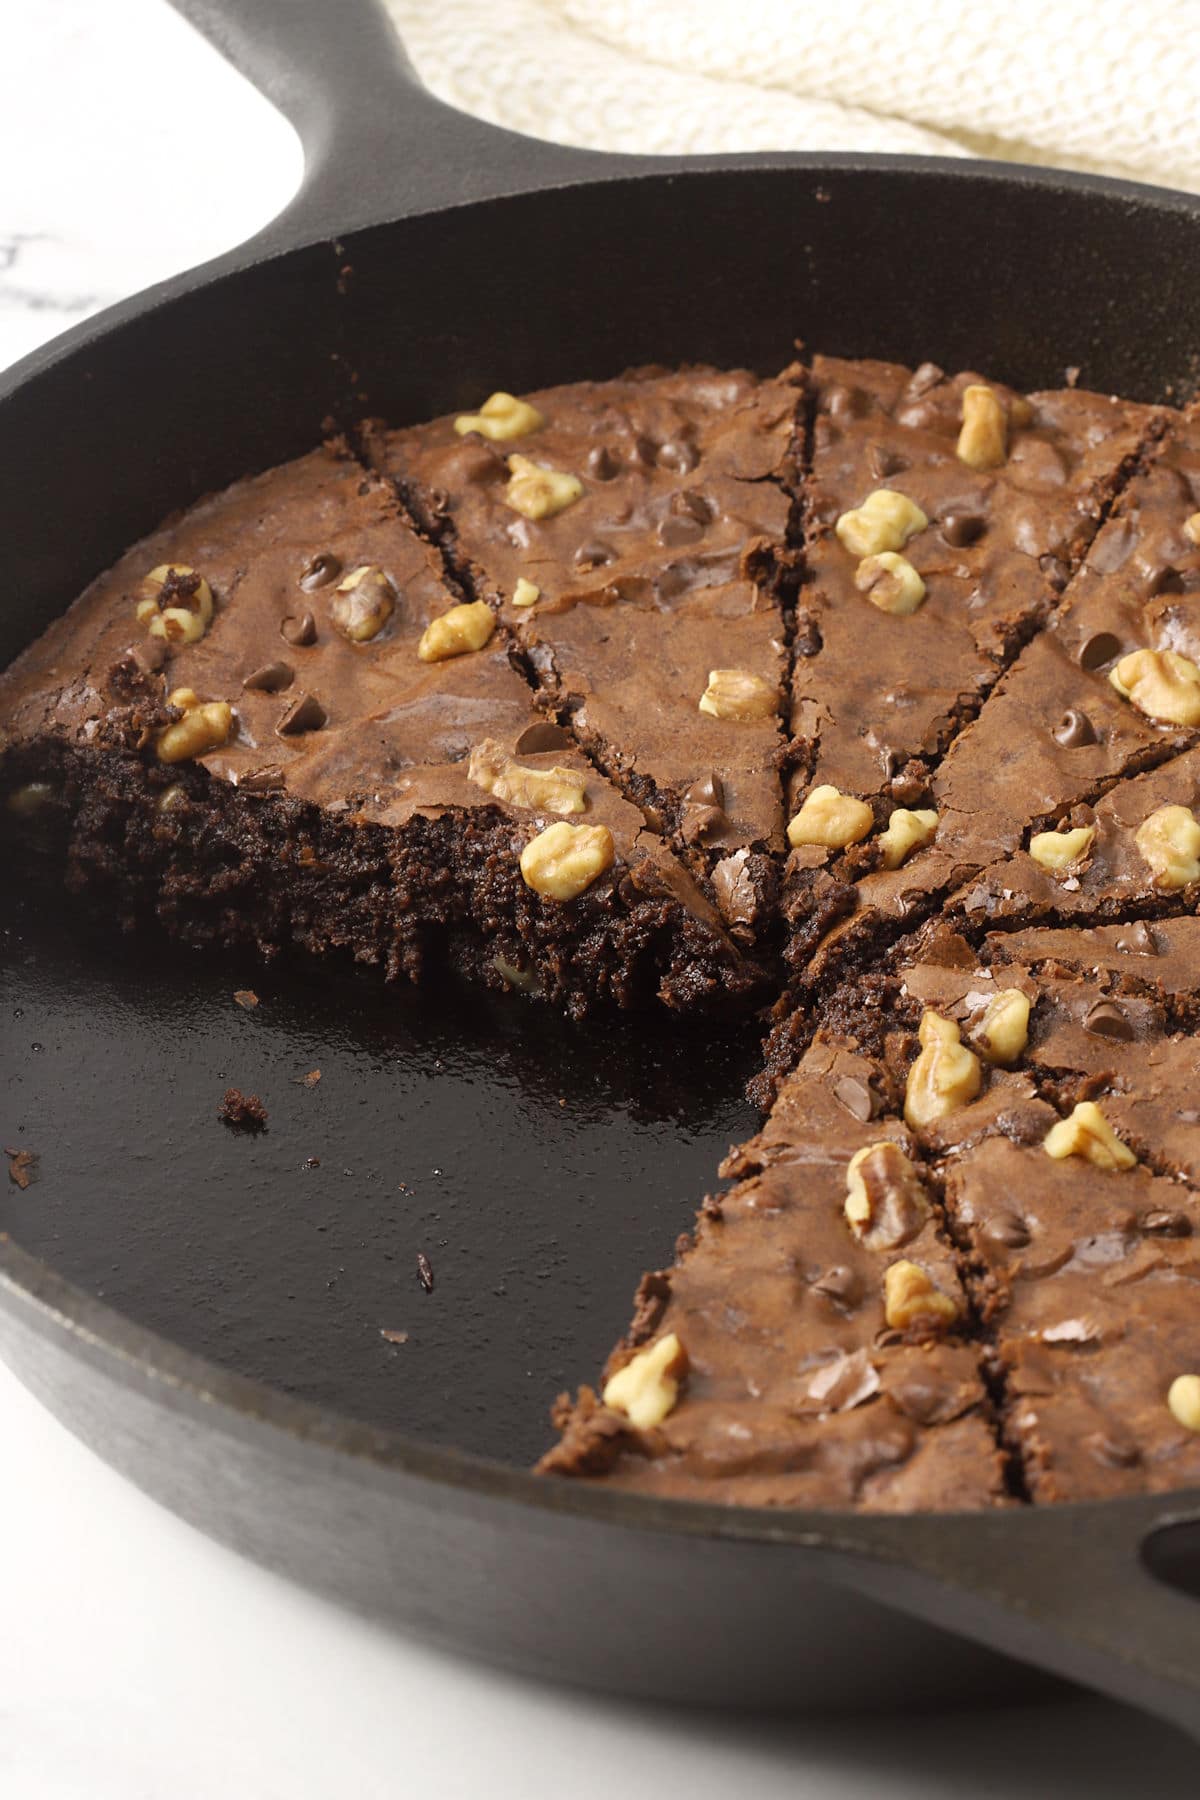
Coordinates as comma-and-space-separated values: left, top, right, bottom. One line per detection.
1053, 707, 1098, 748
810, 1265, 862, 1308
573, 539, 615, 569
684, 772, 724, 809
1038, 553, 1071, 590
941, 511, 985, 548
1078, 631, 1122, 671
1083, 998, 1134, 1040
242, 659, 295, 694
981, 1210, 1031, 1249
239, 765, 286, 794
821, 383, 862, 421
1115, 921, 1159, 956
833, 1074, 878, 1122
657, 438, 699, 474
299, 552, 342, 591
1141, 1209, 1192, 1237
657, 514, 704, 547
866, 441, 905, 480
585, 445, 618, 481
1145, 563, 1183, 597
276, 691, 327, 736
280, 610, 317, 647
631, 434, 658, 468
515, 721, 573, 754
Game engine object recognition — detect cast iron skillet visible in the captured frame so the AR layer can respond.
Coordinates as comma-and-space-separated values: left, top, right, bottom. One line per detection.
3, 0, 1200, 1735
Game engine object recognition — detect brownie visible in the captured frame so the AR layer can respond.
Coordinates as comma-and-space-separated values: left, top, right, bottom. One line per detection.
539, 1032, 1007, 1509
364, 366, 803, 940
0, 442, 760, 1016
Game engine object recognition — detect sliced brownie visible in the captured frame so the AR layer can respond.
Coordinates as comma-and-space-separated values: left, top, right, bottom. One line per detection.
0, 443, 760, 1016
364, 366, 803, 942
539, 1031, 1007, 1510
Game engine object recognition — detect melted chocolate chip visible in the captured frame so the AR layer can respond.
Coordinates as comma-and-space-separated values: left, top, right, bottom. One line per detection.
1085, 1429, 1141, 1469
1038, 553, 1071, 590
1083, 998, 1134, 1040
515, 721, 573, 754
299, 552, 342, 592
1052, 707, 1097, 749
810, 1265, 862, 1308
1078, 631, 1122, 671
242, 660, 295, 694
941, 511, 985, 548
684, 772, 724, 809
657, 438, 699, 474
1115, 921, 1159, 956
833, 1074, 878, 1122
631, 434, 658, 468
280, 611, 317, 647
238, 764, 286, 794
585, 445, 618, 481
657, 514, 704, 548
981, 1210, 1031, 1249
866, 441, 905, 480
680, 804, 728, 845
573, 540, 615, 569
1140, 1209, 1192, 1237
276, 691, 327, 736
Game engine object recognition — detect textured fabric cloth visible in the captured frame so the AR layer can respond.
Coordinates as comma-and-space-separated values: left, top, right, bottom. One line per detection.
385, 0, 1200, 191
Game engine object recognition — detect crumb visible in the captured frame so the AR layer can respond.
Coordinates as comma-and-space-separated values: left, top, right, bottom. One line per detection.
297, 1069, 321, 1087
303, 1155, 320, 1169
220, 1087, 268, 1130
5, 1147, 37, 1189
380, 1327, 409, 1345
1064, 364, 1080, 387
233, 989, 260, 1009
416, 1251, 435, 1293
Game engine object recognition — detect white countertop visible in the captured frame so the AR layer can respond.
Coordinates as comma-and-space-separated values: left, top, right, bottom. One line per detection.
1, 2, 1198, 1793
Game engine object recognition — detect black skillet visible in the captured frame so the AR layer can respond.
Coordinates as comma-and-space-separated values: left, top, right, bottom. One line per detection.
3, 0, 1200, 1736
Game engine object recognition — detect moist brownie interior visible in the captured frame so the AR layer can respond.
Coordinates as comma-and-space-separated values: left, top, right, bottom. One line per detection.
4, 352, 1200, 1510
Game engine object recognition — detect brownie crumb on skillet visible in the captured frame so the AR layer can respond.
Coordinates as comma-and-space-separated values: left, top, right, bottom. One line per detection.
219, 1087, 268, 1130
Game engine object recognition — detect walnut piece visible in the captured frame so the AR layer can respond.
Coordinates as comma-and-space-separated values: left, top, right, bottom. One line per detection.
972, 988, 1031, 1066
156, 687, 233, 764
417, 600, 496, 663
454, 391, 544, 441
1043, 1100, 1136, 1170
854, 551, 926, 616
602, 1332, 688, 1430
511, 578, 540, 608
883, 1260, 959, 1333
519, 820, 615, 900
504, 455, 583, 521
135, 563, 214, 645
956, 383, 1008, 470
843, 1140, 929, 1250
1167, 1373, 1200, 1433
1136, 803, 1200, 889
1028, 824, 1095, 874
1109, 648, 1200, 727
834, 489, 928, 558
878, 806, 938, 869
330, 565, 396, 643
1184, 513, 1200, 548
698, 667, 779, 721
904, 1010, 982, 1129
467, 739, 586, 815
787, 784, 874, 851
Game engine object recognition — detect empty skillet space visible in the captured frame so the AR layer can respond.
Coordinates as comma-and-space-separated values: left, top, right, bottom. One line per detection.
0, 877, 759, 1466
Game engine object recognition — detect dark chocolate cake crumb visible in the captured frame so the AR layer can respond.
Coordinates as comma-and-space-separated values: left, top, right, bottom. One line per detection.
219, 1088, 268, 1130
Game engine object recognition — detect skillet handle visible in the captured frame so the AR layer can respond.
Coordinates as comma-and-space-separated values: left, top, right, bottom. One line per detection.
172, 0, 647, 248
843, 1492, 1200, 1736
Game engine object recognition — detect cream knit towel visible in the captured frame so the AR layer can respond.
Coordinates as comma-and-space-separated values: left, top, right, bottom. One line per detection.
385, 0, 1200, 191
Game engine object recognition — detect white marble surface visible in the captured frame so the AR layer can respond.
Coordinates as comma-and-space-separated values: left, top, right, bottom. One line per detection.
1, 2, 1199, 1794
